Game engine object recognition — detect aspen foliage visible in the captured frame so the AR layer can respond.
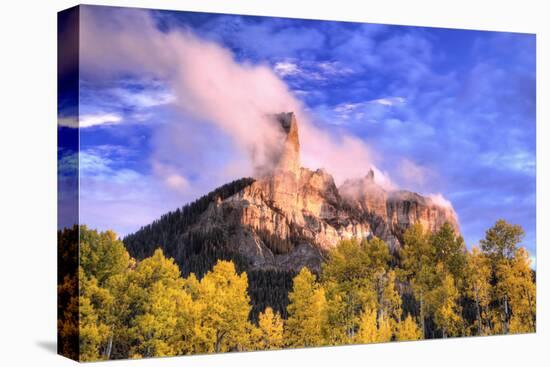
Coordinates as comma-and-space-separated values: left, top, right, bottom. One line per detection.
285, 268, 327, 348
67, 218, 535, 361
252, 307, 284, 350
395, 314, 422, 341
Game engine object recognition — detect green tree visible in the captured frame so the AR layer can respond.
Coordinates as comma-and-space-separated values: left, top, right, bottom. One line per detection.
80, 226, 131, 286
480, 219, 524, 262
430, 223, 467, 284
285, 268, 327, 348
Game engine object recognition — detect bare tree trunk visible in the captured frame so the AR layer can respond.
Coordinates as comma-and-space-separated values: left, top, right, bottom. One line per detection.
103, 332, 113, 359
215, 330, 226, 353
503, 296, 509, 333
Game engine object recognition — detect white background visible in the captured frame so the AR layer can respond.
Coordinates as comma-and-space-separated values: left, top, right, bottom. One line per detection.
0, 0, 547, 365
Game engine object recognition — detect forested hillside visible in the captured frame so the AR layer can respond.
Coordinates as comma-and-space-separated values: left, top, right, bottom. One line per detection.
123, 177, 295, 320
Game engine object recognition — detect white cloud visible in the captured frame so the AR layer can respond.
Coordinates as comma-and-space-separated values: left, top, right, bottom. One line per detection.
480, 151, 535, 174
274, 60, 354, 81
80, 7, 388, 186
334, 103, 360, 114
316, 61, 354, 76
58, 116, 78, 128
369, 97, 406, 106
109, 88, 176, 108
164, 174, 190, 192
79, 113, 122, 128
427, 193, 453, 209
273, 61, 300, 77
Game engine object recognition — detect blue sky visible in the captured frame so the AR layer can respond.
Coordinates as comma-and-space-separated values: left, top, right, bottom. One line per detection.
59, 6, 536, 260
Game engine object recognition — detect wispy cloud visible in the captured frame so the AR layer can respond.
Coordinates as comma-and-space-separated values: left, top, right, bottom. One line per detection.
274, 61, 300, 77
58, 113, 122, 128
108, 87, 176, 109
370, 97, 405, 106
480, 151, 535, 175
273, 60, 353, 81
80, 113, 122, 128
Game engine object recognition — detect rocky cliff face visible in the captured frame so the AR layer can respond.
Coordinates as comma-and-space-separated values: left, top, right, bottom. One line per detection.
182, 112, 459, 272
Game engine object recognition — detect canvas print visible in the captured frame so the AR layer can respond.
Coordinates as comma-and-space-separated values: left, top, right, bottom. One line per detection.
57, 5, 536, 362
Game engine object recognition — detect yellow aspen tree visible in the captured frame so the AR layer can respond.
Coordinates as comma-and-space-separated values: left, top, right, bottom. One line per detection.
501, 248, 536, 333
395, 314, 422, 341
429, 270, 462, 338
356, 309, 392, 343
78, 226, 133, 360
465, 247, 492, 335
125, 249, 205, 358
79, 268, 113, 361
197, 260, 251, 353
285, 267, 327, 348
400, 223, 434, 338
323, 283, 351, 345
356, 308, 378, 344
129, 281, 198, 357
254, 307, 284, 350
480, 219, 525, 334
380, 270, 402, 332
79, 226, 131, 286
321, 239, 388, 343
376, 315, 393, 342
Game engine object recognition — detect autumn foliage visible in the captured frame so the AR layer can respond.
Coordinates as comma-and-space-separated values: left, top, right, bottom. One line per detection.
58, 219, 536, 361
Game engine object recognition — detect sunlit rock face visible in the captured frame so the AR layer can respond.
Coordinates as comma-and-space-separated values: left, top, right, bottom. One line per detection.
188, 112, 460, 272
273, 112, 300, 176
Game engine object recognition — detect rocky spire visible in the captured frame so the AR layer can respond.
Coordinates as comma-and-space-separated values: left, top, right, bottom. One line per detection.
273, 112, 300, 176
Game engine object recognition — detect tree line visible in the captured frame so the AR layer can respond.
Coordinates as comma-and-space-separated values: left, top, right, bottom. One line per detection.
58, 219, 536, 361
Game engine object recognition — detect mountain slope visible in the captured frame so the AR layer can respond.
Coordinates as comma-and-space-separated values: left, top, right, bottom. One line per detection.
123, 112, 459, 318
